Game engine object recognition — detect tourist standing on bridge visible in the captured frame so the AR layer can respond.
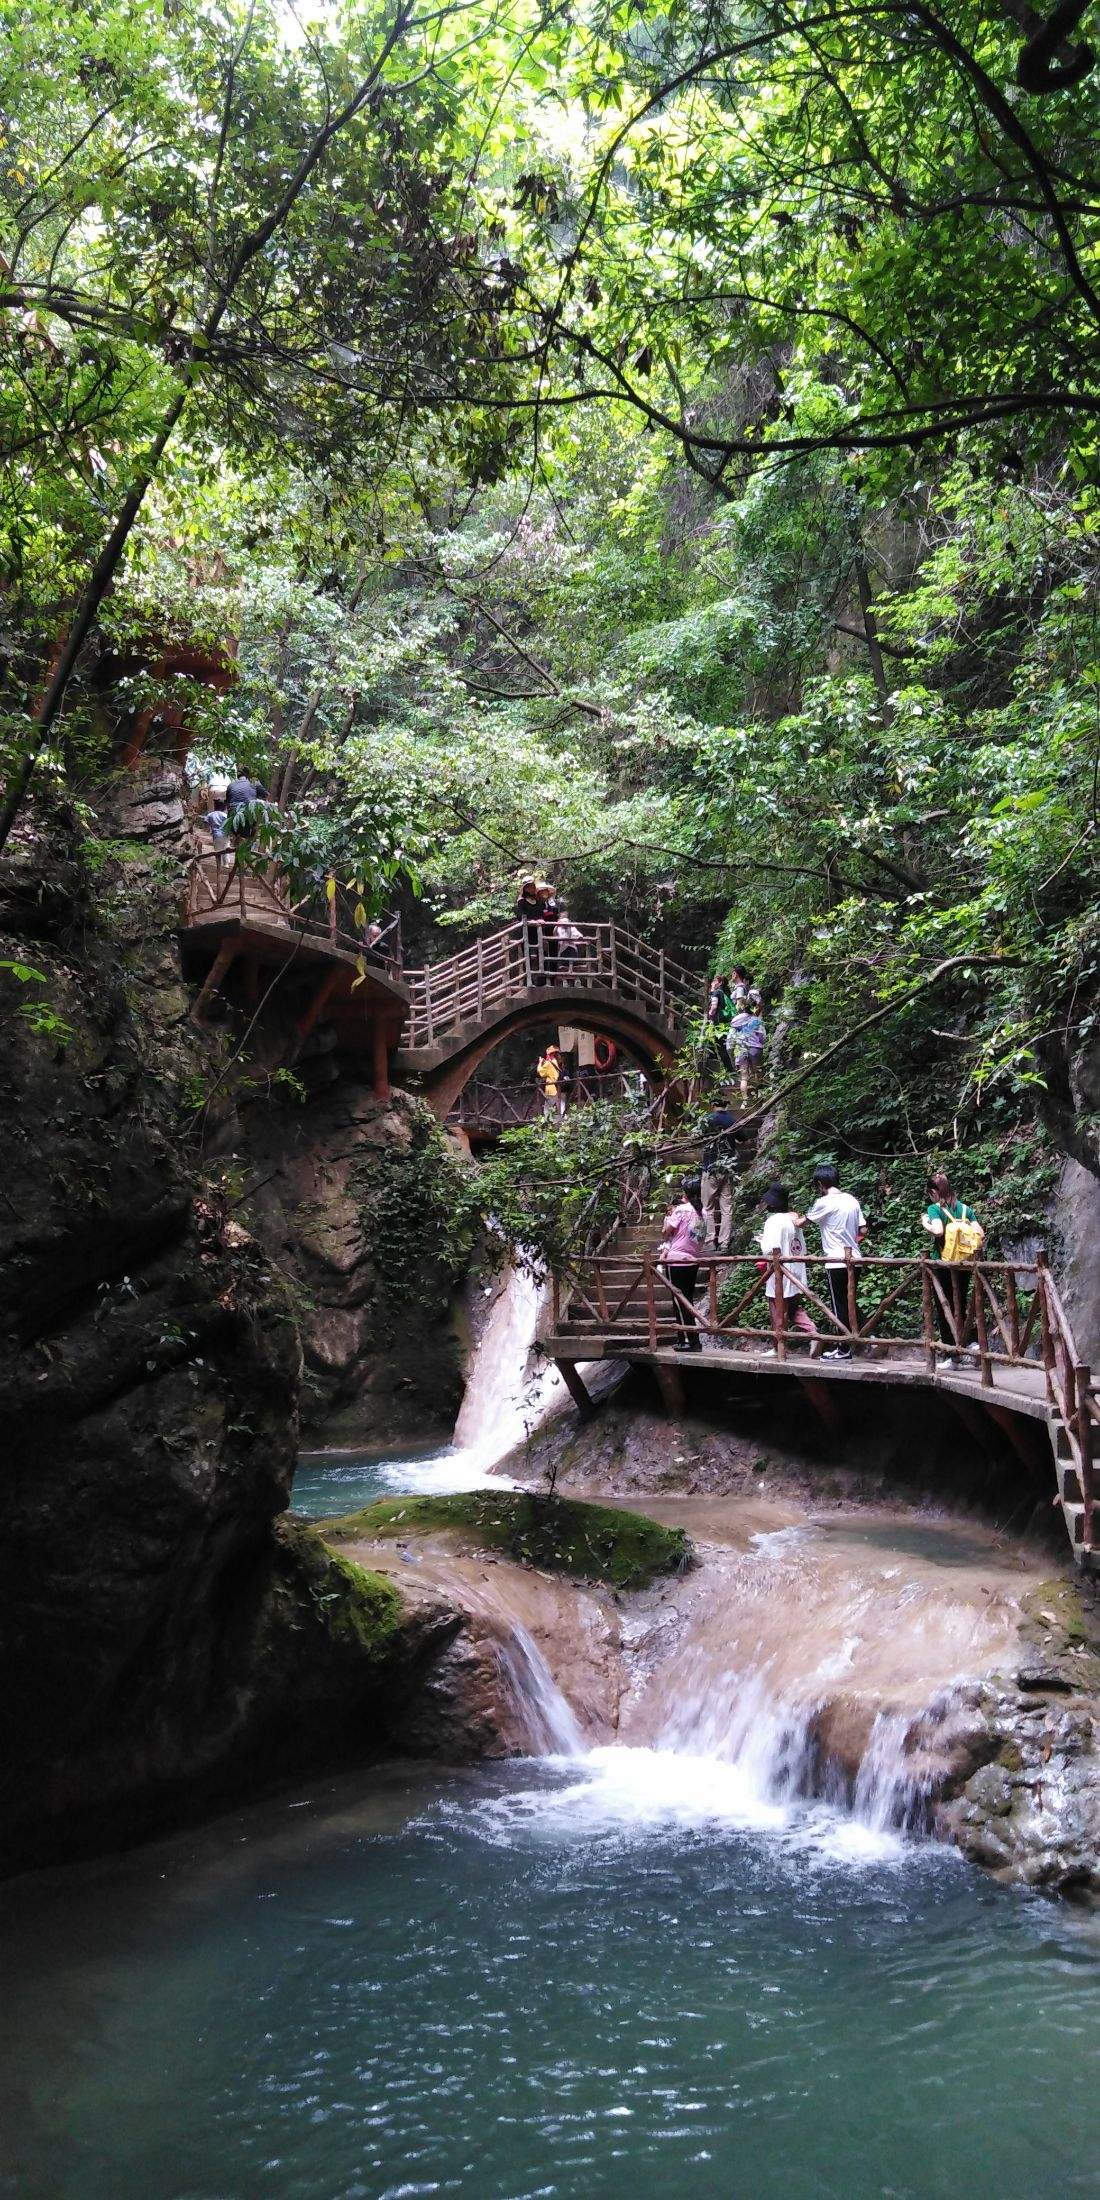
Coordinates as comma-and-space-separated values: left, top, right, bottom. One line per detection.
658, 1179, 705, 1352
801, 1164, 867, 1359
757, 1184, 819, 1354
538, 882, 560, 979
700, 1103, 742, 1254
555, 904, 585, 977
921, 1169, 984, 1365
515, 878, 543, 984
536, 1043, 565, 1117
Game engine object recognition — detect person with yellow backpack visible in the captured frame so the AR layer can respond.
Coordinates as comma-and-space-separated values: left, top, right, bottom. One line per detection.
920, 1169, 985, 1366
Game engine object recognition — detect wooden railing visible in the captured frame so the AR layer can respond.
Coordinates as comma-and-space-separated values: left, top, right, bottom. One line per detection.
550, 1249, 1097, 1543
405, 921, 697, 1048
448, 1069, 653, 1133
183, 849, 403, 977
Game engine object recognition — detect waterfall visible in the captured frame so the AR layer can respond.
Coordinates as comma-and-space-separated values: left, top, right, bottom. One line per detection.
492, 1623, 585, 1757
455, 1259, 604, 1466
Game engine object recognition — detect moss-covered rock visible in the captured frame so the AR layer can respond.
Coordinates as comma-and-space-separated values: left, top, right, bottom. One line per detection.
322, 1489, 695, 1591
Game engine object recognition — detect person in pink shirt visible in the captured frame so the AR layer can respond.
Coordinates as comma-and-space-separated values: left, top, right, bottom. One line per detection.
658, 1177, 705, 1352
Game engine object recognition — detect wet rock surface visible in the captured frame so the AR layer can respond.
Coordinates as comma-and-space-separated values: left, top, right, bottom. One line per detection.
240, 1081, 469, 1442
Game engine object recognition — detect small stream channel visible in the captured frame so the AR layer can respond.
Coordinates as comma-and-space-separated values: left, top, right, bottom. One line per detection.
3, 1279, 1100, 2195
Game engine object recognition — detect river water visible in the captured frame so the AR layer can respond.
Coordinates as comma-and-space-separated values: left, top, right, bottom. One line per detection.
2, 1449, 1099, 2196
1, 1748, 1098, 2200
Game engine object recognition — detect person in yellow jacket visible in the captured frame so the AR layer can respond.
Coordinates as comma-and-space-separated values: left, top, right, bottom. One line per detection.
536, 1044, 565, 1118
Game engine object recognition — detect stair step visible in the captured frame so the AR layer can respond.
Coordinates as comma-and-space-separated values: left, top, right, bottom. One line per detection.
1062, 1501, 1086, 1545
1059, 1464, 1084, 1504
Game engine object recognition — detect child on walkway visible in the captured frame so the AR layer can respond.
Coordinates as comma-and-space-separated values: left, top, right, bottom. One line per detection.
757, 1184, 818, 1354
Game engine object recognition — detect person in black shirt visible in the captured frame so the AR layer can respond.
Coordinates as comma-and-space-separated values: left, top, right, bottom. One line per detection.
514, 878, 543, 983
226, 772, 270, 837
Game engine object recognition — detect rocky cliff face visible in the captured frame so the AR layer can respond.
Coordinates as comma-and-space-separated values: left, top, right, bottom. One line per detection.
240, 1080, 471, 1443
0, 786, 468, 1871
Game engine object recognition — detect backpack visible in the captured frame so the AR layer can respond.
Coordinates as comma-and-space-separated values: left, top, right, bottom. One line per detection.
941, 1211, 984, 1262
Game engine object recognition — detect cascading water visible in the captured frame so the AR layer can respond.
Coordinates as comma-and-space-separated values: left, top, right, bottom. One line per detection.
491, 1621, 586, 1757
455, 1256, 607, 1463
475, 1508, 1027, 1858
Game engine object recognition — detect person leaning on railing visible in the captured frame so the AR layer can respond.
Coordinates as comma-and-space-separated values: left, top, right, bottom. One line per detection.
920, 1168, 984, 1368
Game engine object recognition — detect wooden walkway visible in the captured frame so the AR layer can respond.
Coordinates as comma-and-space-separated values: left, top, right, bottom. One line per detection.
180, 848, 408, 1089
543, 1240, 1100, 1569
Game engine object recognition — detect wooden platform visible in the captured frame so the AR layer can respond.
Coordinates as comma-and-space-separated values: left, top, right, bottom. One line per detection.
544, 1243, 1100, 1569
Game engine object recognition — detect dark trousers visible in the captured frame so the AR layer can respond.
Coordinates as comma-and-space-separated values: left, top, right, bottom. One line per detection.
667, 1262, 701, 1348
932, 1264, 963, 1346
826, 1265, 855, 1342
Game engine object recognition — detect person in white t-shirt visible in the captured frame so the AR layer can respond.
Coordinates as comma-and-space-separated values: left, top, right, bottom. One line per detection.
757, 1184, 819, 1355
799, 1164, 867, 1360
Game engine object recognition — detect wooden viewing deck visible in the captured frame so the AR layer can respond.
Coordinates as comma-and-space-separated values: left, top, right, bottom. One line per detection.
544, 1243, 1100, 1569
180, 848, 408, 1090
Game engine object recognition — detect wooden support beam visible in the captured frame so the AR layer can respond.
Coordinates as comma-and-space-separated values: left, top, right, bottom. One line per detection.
372, 1016, 392, 1100
189, 941, 238, 1025
554, 1359, 595, 1420
653, 1360, 685, 1418
797, 1376, 843, 1435
295, 966, 340, 1048
981, 1397, 1047, 1476
946, 1390, 998, 1459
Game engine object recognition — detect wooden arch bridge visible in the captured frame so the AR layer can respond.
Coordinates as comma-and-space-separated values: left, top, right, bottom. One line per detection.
181, 863, 696, 1110
396, 920, 694, 1115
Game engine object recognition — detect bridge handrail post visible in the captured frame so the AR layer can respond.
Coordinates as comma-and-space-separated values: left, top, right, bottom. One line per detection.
772, 1249, 786, 1360
845, 1246, 858, 1344
476, 936, 485, 1021
644, 1252, 657, 1351
658, 948, 667, 1018
973, 1264, 993, 1385
1005, 1264, 1022, 1358
1036, 1252, 1056, 1401
1075, 1361, 1094, 1548
920, 1258, 936, 1370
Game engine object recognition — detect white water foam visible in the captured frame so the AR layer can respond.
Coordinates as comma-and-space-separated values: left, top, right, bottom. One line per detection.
455, 1259, 605, 1466
451, 1646, 913, 1865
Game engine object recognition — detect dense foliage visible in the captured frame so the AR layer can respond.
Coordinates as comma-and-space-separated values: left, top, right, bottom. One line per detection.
2, 0, 1098, 1237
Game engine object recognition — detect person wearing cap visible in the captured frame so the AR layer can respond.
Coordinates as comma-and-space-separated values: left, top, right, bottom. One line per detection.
536, 1042, 565, 1116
